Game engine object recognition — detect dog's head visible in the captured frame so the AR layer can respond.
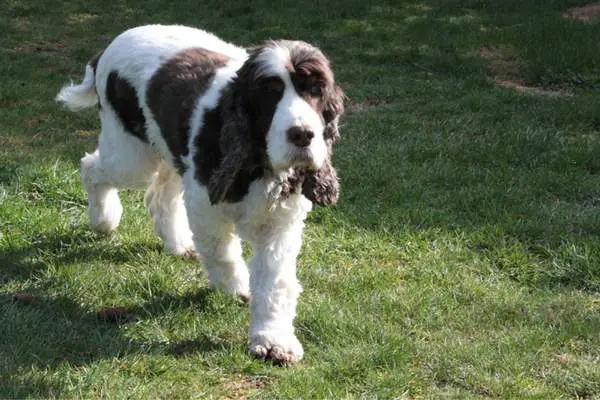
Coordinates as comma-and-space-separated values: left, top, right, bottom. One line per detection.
209, 40, 344, 205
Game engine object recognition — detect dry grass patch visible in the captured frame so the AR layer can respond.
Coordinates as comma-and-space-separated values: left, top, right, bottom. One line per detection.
347, 97, 396, 113
476, 44, 521, 81
563, 2, 600, 22
12, 41, 67, 54
476, 44, 571, 97
23, 116, 50, 130
494, 79, 571, 97
67, 12, 99, 24
70, 129, 98, 142
221, 375, 269, 399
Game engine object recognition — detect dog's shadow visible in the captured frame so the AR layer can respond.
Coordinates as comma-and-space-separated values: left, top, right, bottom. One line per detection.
0, 227, 160, 282
1, 229, 236, 397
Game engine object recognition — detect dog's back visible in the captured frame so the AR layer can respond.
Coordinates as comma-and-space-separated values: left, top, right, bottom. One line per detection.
56, 25, 247, 161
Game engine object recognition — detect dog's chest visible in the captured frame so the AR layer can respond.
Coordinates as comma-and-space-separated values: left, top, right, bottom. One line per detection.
225, 174, 312, 238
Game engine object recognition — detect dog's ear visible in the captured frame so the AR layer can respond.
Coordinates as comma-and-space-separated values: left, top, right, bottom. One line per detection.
302, 84, 344, 206
207, 85, 252, 205
207, 47, 269, 205
301, 148, 340, 206
323, 84, 345, 144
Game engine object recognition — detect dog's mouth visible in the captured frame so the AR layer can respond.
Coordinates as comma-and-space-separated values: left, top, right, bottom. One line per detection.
288, 148, 319, 170
268, 144, 323, 173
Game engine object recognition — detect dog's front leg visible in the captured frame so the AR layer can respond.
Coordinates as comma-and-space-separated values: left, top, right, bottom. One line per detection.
248, 222, 305, 365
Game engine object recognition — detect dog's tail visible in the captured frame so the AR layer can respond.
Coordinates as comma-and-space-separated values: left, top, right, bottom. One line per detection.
55, 63, 98, 111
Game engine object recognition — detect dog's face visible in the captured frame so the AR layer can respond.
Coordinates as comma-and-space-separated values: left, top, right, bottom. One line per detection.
210, 40, 344, 205
239, 41, 343, 172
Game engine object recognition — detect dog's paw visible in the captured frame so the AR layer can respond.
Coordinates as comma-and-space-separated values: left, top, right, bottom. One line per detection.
162, 230, 195, 258
205, 263, 249, 300
168, 242, 196, 258
239, 292, 251, 304
181, 249, 199, 259
89, 200, 123, 233
249, 331, 304, 365
225, 281, 250, 302
88, 188, 123, 234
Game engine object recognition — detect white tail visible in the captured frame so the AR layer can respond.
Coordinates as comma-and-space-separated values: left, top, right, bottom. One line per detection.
55, 64, 98, 111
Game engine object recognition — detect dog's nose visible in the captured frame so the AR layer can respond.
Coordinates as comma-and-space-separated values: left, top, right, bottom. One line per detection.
287, 127, 314, 148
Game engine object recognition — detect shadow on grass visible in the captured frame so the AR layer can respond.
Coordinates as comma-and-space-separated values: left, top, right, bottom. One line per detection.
0, 226, 236, 397
0, 287, 231, 397
0, 228, 160, 285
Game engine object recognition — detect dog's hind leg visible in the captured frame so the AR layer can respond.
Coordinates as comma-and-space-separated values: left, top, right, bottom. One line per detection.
81, 149, 123, 233
144, 161, 195, 256
81, 109, 160, 233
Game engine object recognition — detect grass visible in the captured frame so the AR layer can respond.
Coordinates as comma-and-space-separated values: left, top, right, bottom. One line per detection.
2, 0, 600, 398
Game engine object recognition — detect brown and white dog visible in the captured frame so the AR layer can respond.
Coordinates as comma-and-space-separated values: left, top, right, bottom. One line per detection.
56, 25, 344, 364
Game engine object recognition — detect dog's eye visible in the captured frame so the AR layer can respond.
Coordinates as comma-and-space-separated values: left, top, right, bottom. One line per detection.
308, 85, 322, 97
260, 77, 284, 93
323, 108, 334, 123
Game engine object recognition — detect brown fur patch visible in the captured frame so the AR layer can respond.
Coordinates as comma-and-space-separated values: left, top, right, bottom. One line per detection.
283, 41, 337, 121
89, 50, 104, 108
105, 71, 147, 142
147, 48, 230, 173
287, 41, 334, 86
88, 50, 103, 74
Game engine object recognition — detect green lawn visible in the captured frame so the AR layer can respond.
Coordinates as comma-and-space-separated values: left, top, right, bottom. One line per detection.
2, 0, 600, 398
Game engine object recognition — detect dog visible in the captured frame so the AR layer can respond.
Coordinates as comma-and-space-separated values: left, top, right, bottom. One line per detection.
56, 25, 344, 364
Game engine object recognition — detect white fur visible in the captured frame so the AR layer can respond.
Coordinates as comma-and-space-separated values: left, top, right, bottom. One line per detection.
144, 162, 194, 255
182, 166, 312, 362
56, 25, 326, 363
55, 65, 98, 111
